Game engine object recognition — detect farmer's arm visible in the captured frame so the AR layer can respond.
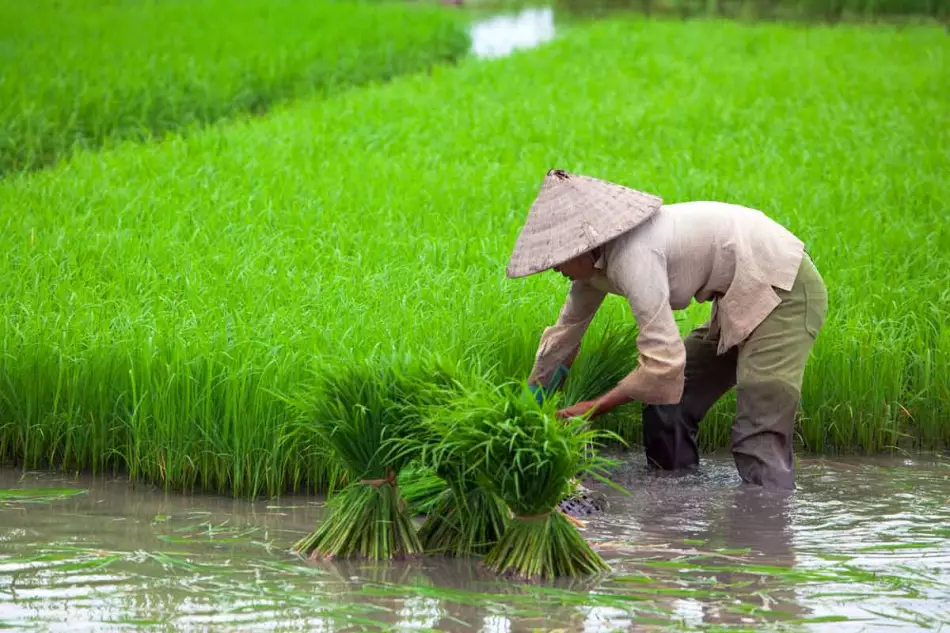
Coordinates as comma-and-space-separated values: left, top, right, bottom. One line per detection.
528, 279, 607, 390
563, 247, 685, 418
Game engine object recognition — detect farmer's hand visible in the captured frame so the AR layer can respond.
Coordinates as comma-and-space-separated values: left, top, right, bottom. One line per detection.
556, 399, 602, 420
556, 386, 635, 421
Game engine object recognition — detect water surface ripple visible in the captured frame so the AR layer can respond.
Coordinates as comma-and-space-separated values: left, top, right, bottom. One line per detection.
1, 456, 948, 632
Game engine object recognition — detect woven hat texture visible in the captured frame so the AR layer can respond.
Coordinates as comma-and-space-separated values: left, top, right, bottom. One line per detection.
506, 169, 663, 278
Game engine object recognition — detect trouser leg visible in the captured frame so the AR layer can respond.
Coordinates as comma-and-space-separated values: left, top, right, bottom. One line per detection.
733, 255, 828, 490
643, 324, 738, 471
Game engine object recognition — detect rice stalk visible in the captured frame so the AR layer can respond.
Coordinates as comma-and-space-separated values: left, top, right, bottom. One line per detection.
293, 475, 420, 561
561, 322, 640, 405
286, 359, 463, 561
399, 463, 449, 517
433, 381, 621, 579
411, 380, 513, 558
484, 511, 610, 578
416, 476, 510, 557
559, 321, 642, 446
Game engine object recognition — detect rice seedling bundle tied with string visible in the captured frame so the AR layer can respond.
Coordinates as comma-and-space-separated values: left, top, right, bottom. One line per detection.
436, 384, 622, 579
415, 451, 509, 558
413, 322, 639, 558
418, 478, 509, 558
288, 361, 459, 561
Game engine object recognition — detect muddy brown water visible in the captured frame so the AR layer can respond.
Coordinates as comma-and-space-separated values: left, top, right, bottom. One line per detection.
1, 455, 948, 632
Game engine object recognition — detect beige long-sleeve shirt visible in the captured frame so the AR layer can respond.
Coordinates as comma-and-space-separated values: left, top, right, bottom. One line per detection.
528, 201, 806, 405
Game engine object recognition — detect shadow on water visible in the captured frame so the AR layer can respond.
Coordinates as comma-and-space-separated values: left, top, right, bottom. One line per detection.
1, 455, 949, 631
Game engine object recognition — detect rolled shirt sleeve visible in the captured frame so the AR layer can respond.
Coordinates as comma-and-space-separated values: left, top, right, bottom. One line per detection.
608, 243, 686, 405
528, 279, 606, 387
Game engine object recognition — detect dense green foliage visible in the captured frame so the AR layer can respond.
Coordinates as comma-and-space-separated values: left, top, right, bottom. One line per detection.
416, 482, 510, 556
552, 0, 949, 20
0, 0, 469, 175
427, 384, 616, 578
287, 361, 459, 559
1, 18, 947, 498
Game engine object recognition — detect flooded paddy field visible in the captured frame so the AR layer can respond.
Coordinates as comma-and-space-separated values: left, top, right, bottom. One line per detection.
2, 456, 947, 632
3, 2, 948, 631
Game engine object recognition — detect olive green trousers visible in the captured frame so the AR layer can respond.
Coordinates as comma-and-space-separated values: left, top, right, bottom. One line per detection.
642, 254, 828, 490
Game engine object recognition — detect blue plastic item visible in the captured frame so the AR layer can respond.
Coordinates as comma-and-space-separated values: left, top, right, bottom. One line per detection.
528, 363, 569, 404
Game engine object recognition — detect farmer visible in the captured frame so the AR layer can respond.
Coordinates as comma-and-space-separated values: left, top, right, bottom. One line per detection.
508, 169, 828, 490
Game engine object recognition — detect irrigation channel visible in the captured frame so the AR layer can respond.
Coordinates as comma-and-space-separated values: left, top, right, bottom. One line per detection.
1, 456, 948, 632
464, 0, 948, 59
469, 7, 556, 58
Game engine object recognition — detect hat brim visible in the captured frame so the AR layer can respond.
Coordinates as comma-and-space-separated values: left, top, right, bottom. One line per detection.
506, 170, 662, 279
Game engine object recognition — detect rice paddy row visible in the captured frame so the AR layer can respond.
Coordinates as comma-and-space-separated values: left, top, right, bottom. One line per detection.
0, 0, 470, 175
550, 0, 949, 21
1, 17, 947, 498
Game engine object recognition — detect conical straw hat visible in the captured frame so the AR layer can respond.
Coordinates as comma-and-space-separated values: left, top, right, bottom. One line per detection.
506, 169, 663, 278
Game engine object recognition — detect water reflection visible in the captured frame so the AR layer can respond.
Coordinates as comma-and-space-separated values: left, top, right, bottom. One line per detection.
1, 457, 949, 632
593, 474, 809, 629
469, 7, 556, 59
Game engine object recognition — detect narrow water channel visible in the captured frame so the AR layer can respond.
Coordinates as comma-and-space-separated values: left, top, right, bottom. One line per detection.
469, 6, 557, 59
2, 456, 948, 632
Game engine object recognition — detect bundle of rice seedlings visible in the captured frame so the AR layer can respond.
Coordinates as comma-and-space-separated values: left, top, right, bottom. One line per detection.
288, 359, 459, 561
437, 382, 621, 579
415, 462, 509, 557
399, 462, 449, 517
544, 322, 639, 517
406, 379, 509, 557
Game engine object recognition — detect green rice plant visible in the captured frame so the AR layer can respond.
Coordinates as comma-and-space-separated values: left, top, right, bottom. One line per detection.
413, 431, 510, 556
0, 0, 470, 175
416, 474, 510, 557
287, 359, 458, 560
294, 481, 418, 561
0, 18, 947, 497
433, 382, 620, 579
388, 371, 513, 557
552, 0, 948, 20
410, 380, 513, 557
399, 463, 450, 517
560, 322, 640, 405
559, 321, 643, 443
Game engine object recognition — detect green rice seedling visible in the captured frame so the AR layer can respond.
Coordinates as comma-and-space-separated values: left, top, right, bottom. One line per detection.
398, 463, 449, 517
413, 430, 510, 556
287, 359, 463, 560
287, 363, 424, 560
0, 18, 947, 495
416, 478, 510, 557
294, 480, 417, 561
434, 382, 621, 579
559, 321, 642, 444
0, 0, 470, 175
561, 322, 640, 406
411, 379, 513, 557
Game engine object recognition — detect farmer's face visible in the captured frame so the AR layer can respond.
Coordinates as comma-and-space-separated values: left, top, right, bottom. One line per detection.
554, 252, 597, 282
